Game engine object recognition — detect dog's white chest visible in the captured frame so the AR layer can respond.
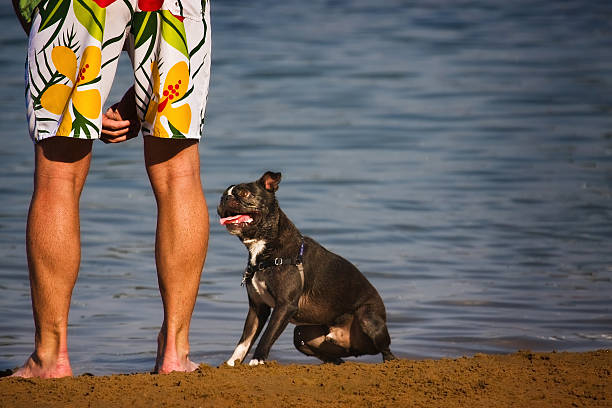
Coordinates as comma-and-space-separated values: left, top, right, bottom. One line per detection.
249, 275, 276, 308
243, 239, 267, 265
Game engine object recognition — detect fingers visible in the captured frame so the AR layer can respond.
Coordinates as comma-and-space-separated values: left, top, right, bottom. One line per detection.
102, 108, 130, 131
100, 88, 141, 144
101, 135, 128, 144
101, 126, 139, 143
101, 124, 130, 137
101, 108, 141, 144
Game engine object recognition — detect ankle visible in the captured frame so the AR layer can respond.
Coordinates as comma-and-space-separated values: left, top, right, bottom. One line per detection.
155, 328, 197, 373
35, 346, 71, 367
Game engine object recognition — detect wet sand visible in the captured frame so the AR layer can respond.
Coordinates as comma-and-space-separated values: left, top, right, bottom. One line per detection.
1, 350, 609, 407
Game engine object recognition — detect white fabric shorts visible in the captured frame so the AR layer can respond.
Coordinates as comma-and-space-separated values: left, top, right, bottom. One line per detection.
26, 0, 211, 142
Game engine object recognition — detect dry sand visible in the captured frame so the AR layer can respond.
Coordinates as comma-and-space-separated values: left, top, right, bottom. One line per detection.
1, 350, 610, 407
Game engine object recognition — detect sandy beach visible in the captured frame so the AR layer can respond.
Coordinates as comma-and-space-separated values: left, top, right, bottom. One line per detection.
1, 350, 609, 407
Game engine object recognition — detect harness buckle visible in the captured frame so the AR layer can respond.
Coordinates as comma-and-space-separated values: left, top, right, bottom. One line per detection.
274, 258, 283, 266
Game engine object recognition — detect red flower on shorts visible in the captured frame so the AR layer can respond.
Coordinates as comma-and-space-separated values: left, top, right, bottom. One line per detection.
138, 0, 164, 11
138, 0, 185, 21
93, 0, 119, 7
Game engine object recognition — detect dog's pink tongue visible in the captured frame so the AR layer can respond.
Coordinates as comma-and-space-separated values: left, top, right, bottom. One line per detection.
220, 214, 253, 225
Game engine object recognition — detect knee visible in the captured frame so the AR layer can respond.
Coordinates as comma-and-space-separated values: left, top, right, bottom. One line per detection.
145, 139, 203, 198
34, 138, 93, 198
144, 137, 199, 170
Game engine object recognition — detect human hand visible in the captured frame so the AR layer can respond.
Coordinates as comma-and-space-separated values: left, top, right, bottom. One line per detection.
101, 87, 141, 144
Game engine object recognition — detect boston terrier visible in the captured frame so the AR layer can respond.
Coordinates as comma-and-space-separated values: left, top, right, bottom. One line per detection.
218, 171, 396, 365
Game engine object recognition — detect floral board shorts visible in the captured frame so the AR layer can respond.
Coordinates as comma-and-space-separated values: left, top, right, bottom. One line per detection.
26, 0, 211, 142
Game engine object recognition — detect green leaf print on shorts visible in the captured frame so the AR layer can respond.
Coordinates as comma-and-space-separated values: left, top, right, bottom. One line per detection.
73, 0, 107, 42
131, 11, 159, 72
133, 11, 158, 49
38, 0, 71, 32
37, 0, 71, 49
160, 10, 189, 58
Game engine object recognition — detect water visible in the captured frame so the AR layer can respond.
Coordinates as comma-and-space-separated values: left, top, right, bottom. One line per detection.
1, 0, 611, 375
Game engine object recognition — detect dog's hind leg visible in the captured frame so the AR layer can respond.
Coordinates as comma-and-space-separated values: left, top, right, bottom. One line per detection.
354, 305, 396, 362
293, 325, 349, 364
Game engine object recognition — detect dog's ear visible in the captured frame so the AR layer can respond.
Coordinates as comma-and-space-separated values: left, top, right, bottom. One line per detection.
258, 171, 282, 192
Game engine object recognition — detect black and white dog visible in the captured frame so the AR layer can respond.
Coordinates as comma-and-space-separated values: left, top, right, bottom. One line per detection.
218, 171, 395, 365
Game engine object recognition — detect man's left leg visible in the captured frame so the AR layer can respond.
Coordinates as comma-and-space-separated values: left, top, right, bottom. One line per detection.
144, 136, 208, 373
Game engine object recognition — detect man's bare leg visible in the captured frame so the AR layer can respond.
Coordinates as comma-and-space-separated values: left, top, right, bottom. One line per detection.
144, 136, 208, 374
12, 137, 93, 378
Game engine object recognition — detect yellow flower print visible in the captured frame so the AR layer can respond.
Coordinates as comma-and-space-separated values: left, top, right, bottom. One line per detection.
145, 61, 191, 138
40, 45, 101, 136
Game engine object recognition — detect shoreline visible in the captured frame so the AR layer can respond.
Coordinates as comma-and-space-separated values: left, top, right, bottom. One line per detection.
1, 350, 610, 407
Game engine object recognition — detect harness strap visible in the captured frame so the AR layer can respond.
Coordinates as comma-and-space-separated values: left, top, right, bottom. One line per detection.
241, 238, 305, 286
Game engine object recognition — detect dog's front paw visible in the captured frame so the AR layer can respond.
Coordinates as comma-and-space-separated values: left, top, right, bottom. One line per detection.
226, 359, 240, 367
248, 359, 265, 366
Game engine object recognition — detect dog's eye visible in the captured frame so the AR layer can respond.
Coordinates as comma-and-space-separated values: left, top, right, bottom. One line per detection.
238, 189, 251, 199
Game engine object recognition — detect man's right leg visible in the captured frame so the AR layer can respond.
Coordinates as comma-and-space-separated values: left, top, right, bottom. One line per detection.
12, 137, 93, 378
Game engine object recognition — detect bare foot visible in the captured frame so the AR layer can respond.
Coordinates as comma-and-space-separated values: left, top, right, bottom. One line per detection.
154, 356, 199, 374
11, 353, 73, 379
